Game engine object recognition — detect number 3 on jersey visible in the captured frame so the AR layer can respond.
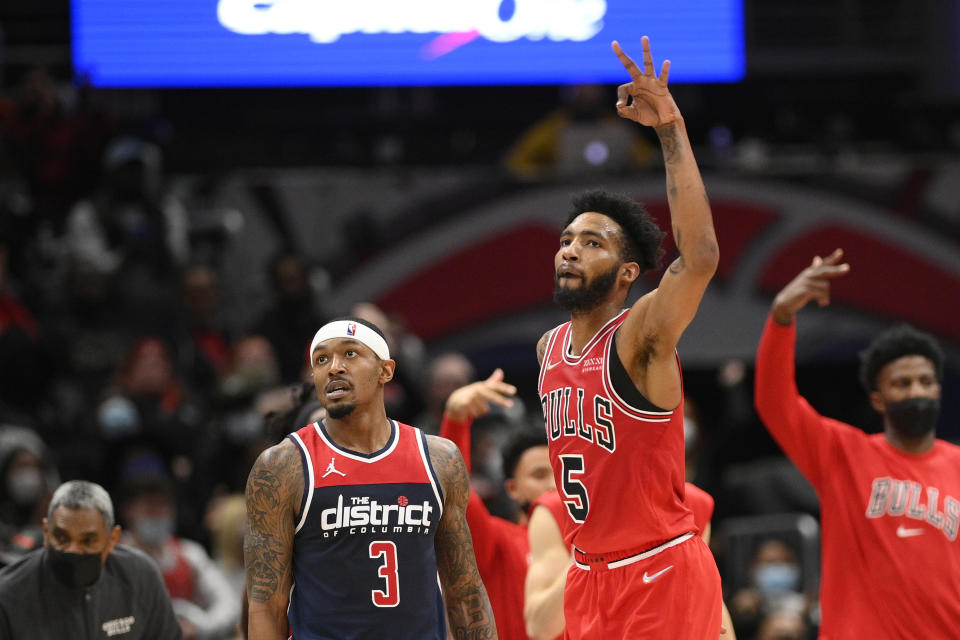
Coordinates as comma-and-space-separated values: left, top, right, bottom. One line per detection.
559, 454, 589, 522
369, 541, 399, 607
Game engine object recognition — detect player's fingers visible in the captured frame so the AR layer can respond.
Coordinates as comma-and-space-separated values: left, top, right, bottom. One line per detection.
478, 386, 515, 407
641, 35, 655, 75
823, 247, 844, 264
616, 82, 632, 107
811, 255, 822, 268
485, 367, 504, 384
487, 381, 517, 397
816, 263, 851, 279
612, 41, 642, 80
660, 59, 670, 84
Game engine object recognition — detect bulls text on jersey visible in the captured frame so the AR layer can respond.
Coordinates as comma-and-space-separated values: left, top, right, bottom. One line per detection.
865, 477, 960, 541
540, 386, 616, 453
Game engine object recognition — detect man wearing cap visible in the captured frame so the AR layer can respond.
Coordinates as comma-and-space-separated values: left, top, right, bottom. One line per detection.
244, 316, 497, 640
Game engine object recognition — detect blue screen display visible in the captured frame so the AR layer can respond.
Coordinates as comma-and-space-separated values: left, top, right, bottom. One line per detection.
72, 0, 744, 87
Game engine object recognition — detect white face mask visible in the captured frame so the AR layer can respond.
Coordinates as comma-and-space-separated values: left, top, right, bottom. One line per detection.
133, 516, 175, 546
7, 467, 44, 506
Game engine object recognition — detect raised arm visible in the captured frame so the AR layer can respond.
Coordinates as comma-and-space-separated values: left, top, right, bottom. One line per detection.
244, 440, 302, 640
611, 37, 719, 408
440, 367, 517, 472
524, 504, 570, 640
427, 436, 498, 640
755, 249, 851, 486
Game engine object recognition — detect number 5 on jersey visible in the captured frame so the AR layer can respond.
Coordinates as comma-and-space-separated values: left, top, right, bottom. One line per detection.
369, 541, 399, 607
560, 454, 589, 522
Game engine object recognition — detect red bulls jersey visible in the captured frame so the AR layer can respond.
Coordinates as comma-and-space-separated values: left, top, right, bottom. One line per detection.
538, 310, 696, 555
286, 420, 446, 640
536, 482, 711, 551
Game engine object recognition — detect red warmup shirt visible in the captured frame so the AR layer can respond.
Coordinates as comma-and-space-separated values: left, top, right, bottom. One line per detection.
756, 316, 960, 640
538, 310, 696, 555
441, 416, 529, 640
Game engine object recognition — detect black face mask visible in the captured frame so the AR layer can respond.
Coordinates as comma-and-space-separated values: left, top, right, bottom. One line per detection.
886, 397, 940, 438
47, 548, 104, 588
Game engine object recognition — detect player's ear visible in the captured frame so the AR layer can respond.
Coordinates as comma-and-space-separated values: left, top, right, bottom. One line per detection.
504, 477, 520, 502
379, 359, 396, 384
869, 390, 885, 414
620, 261, 640, 284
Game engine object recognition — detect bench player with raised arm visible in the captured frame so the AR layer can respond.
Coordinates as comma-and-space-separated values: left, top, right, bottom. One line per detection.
536, 36, 722, 639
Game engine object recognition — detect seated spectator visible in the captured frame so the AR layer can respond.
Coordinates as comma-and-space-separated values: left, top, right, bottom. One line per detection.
120, 475, 240, 640
173, 264, 232, 395
64, 136, 189, 319
0, 425, 59, 559
0, 480, 181, 638
415, 351, 475, 435
729, 538, 811, 638
97, 337, 205, 488
253, 252, 328, 383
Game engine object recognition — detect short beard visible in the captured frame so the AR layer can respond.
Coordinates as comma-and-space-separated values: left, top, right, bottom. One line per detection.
327, 403, 356, 420
553, 265, 619, 312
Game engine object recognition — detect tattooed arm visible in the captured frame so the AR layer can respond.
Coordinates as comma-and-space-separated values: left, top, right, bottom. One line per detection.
427, 435, 498, 640
244, 439, 302, 640
536, 329, 552, 367
610, 36, 719, 409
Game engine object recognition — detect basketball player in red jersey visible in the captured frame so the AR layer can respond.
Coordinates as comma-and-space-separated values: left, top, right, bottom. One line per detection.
756, 249, 960, 640
536, 36, 722, 638
244, 316, 497, 640
440, 369, 557, 639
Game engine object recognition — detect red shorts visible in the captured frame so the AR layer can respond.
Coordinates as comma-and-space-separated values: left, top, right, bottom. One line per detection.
563, 534, 721, 639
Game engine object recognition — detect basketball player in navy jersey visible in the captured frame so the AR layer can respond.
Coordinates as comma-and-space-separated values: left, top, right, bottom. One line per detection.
536, 37, 723, 638
244, 316, 497, 639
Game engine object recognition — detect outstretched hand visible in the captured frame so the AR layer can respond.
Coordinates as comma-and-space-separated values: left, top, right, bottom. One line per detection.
443, 368, 517, 423
612, 36, 680, 128
772, 249, 850, 325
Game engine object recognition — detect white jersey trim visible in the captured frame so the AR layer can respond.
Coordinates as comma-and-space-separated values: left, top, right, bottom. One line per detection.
415, 428, 444, 520
537, 325, 564, 391
599, 331, 673, 422
561, 308, 628, 365
573, 532, 694, 571
289, 432, 315, 534
312, 420, 400, 463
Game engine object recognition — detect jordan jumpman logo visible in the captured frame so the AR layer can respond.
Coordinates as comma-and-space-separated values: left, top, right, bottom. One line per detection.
322, 457, 347, 478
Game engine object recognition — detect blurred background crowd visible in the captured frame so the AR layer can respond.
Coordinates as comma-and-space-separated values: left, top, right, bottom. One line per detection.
1, 0, 959, 638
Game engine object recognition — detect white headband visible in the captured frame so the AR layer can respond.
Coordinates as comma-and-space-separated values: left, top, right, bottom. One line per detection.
310, 320, 390, 361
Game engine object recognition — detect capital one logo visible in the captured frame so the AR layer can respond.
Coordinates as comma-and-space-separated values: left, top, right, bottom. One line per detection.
217, 0, 608, 53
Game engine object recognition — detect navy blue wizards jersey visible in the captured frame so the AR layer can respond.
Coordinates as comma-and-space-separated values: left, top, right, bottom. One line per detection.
286, 420, 446, 640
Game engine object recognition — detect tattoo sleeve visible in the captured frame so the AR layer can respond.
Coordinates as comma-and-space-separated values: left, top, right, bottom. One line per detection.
428, 437, 498, 639
244, 440, 302, 637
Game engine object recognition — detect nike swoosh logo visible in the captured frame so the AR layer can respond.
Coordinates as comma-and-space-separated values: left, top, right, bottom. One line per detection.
545, 359, 563, 370
896, 525, 925, 538
642, 565, 674, 584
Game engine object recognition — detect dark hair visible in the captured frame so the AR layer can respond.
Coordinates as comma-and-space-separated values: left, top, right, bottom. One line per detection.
326, 315, 387, 341
502, 431, 548, 480
565, 189, 665, 272
858, 324, 944, 393
264, 382, 321, 443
